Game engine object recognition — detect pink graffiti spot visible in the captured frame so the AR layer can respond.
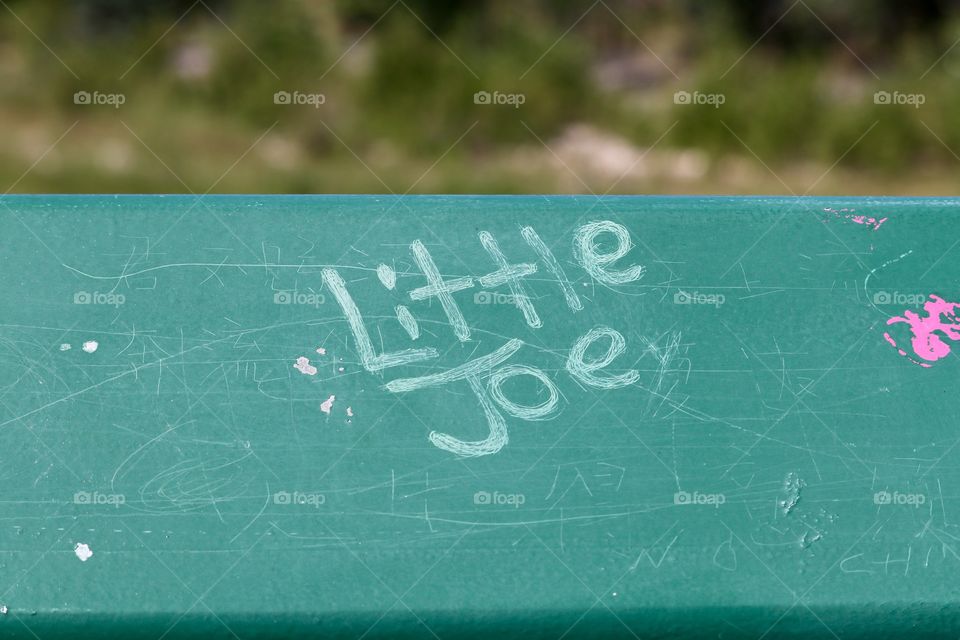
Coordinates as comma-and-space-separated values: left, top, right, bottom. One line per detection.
884, 294, 960, 367
823, 207, 887, 231
320, 395, 336, 414
293, 356, 317, 376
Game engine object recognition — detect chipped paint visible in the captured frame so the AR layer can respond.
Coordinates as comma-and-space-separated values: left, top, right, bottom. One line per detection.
320, 395, 335, 415
74, 542, 93, 562
293, 356, 318, 376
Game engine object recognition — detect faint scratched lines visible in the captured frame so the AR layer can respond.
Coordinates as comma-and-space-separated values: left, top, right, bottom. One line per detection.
723, 519, 884, 640
0, 516, 79, 639
0, 334, 240, 431
557, 522, 681, 640
718, 120, 875, 277
717, 319, 873, 476
119, 119, 277, 259
523, 524, 642, 640
159, 365, 283, 483
720, 321, 879, 478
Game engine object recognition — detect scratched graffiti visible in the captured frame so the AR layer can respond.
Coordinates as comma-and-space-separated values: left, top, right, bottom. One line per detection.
321, 220, 658, 456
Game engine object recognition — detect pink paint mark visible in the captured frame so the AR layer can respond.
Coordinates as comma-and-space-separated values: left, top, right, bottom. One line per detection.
294, 356, 317, 376
884, 294, 960, 367
320, 395, 336, 414
823, 207, 887, 231
316, 347, 326, 356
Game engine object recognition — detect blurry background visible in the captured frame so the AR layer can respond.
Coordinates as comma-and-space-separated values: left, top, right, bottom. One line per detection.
2, 0, 960, 194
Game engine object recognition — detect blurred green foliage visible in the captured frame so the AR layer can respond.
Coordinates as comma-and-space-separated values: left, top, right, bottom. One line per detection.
1, 0, 960, 194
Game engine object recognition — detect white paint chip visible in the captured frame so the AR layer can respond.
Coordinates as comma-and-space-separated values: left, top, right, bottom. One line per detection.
74, 542, 93, 562
81, 340, 98, 353
346, 406, 354, 417
59, 343, 71, 351
316, 347, 327, 356
320, 395, 336, 415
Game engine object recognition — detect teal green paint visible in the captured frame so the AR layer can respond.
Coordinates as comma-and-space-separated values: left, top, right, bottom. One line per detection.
0, 195, 958, 638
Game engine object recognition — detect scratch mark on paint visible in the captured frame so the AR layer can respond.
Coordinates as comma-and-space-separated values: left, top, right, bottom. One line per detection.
779, 472, 804, 515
